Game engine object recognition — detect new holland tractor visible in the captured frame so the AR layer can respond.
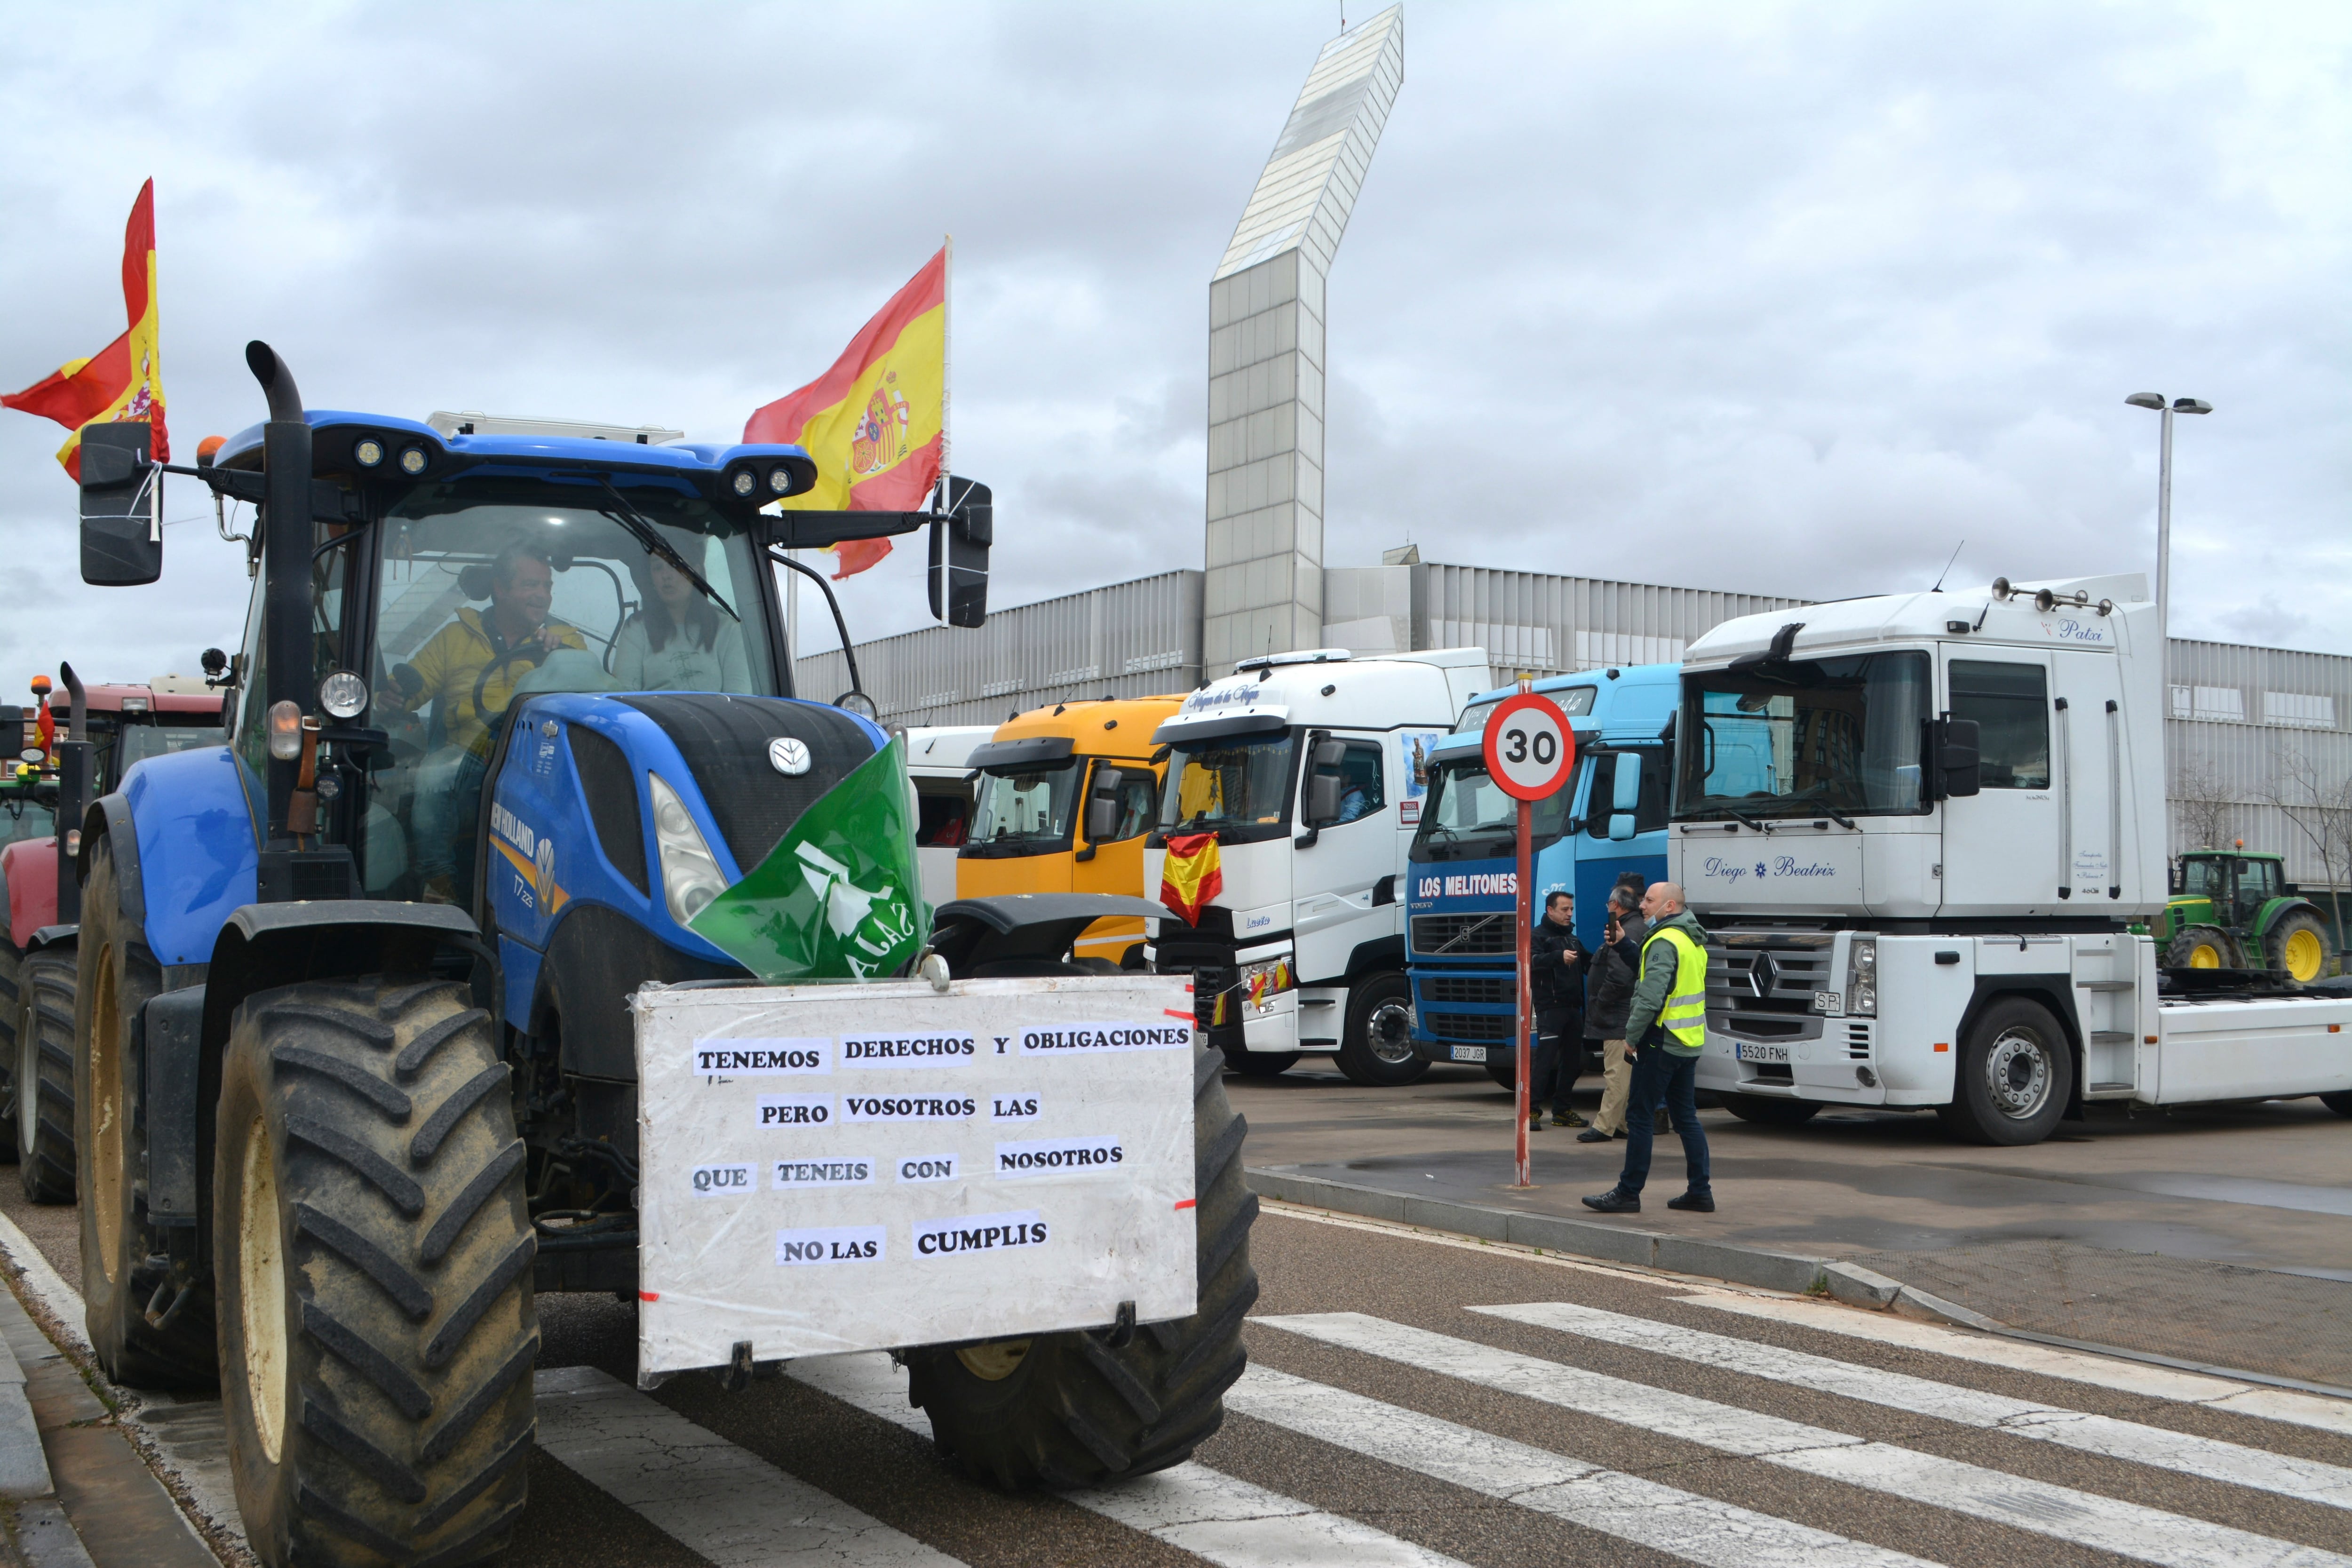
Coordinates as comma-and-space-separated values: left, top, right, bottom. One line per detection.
65, 344, 1256, 1568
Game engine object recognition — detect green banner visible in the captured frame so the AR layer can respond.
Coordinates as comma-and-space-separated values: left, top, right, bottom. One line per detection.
687, 734, 930, 982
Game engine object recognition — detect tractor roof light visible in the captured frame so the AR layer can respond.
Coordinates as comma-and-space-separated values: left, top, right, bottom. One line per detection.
731, 469, 759, 498
767, 464, 794, 494
397, 446, 429, 476
354, 436, 386, 468
319, 670, 370, 721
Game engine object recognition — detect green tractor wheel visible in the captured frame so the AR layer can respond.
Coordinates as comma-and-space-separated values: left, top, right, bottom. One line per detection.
2265, 910, 2332, 985
2165, 925, 2240, 971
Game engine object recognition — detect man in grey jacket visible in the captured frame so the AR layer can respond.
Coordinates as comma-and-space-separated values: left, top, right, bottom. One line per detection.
1576, 882, 1645, 1142
1583, 881, 1714, 1214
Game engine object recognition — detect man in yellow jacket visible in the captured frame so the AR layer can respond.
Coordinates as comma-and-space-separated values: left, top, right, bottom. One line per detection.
399, 541, 585, 901
1582, 881, 1715, 1215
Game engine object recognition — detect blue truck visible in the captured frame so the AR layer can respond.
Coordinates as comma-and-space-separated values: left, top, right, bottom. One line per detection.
1406, 664, 1679, 1086
60, 346, 1254, 1567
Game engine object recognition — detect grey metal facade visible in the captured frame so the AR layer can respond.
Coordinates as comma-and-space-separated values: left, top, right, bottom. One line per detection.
797, 570, 1203, 729
2165, 638, 2352, 890
1414, 562, 1809, 678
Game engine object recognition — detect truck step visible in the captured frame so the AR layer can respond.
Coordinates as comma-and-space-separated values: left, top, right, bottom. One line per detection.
2084, 1081, 2137, 1098
2089, 1030, 2135, 1044
2076, 980, 2136, 992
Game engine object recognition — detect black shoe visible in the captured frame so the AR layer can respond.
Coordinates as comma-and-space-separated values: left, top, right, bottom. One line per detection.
1582, 1189, 1640, 1213
1529, 1117, 1543, 1131
1552, 1111, 1587, 1128
1576, 1128, 1613, 1143
1667, 1191, 1716, 1213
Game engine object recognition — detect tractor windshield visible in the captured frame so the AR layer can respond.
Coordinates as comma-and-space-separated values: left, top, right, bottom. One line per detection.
365, 474, 779, 901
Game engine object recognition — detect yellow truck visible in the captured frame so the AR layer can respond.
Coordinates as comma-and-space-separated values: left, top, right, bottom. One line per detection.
958, 696, 1184, 968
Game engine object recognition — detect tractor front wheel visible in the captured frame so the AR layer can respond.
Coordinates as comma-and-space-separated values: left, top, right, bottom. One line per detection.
215, 976, 537, 1568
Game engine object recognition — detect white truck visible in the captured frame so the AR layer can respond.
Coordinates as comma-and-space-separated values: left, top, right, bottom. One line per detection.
1672, 573, 2352, 1145
1143, 648, 1490, 1084
905, 724, 996, 907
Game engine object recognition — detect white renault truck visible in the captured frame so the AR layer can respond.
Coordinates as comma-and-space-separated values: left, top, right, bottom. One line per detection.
1672, 573, 2352, 1145
1143, 648, 1489, 1084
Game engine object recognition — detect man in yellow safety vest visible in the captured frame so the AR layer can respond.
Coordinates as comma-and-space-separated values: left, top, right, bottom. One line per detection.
1582, 880, 1714, 1214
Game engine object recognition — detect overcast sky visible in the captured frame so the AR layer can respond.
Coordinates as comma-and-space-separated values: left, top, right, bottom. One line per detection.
3, 0, 2345, 687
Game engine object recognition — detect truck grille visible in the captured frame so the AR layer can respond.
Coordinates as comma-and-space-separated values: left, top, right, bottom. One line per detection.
1425, 1011, 1515, 1042
1412, 914, 1514, 955
1707, 937, 1831, 1043
1421, 974, 1515, 1006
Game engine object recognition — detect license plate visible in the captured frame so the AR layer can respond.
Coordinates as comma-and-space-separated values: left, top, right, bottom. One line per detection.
1736, 1042, 1790, 1063
1450, 1046, 1488, 1063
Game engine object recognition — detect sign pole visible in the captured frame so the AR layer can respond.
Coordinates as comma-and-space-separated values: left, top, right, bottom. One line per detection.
1514, 791, 1533, 1187
1480, 676, 1571, 1195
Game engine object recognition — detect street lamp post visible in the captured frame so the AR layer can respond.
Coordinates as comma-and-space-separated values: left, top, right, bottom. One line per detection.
2125, 392, 2212, 647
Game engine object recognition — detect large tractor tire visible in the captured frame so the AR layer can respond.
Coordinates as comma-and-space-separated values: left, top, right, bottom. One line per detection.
2164, 924, 2240, 971
1936, 996, 2073, 1147
76, 838, 215, 1385
1334, 974, 1430, 1087
2265, 910, 2333, 986
16, 945, 76, 1203
0, 945, 19, 1165
216, 977, 537, 1568
904, 1041, 1257, 1489
1719, 1093, 1821, 1127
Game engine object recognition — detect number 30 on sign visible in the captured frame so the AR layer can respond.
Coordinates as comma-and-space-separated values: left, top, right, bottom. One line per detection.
1481, 691, 1575, 802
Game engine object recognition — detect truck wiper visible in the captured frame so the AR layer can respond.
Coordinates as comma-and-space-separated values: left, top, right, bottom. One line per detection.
595, 478, 739, 623
1723, 807, 1770, 833
1822, 806, 1857, 829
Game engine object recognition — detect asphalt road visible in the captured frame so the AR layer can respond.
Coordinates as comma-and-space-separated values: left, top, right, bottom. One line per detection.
8, 1189, 2352, 1568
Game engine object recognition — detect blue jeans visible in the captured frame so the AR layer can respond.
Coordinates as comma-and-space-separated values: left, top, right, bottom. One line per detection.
1617, 1045, 1710, 1198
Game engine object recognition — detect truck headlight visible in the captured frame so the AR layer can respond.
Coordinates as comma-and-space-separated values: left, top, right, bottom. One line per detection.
1847, 936, 1876, 1018
1239, 956, 1295, 1015
648, 773, 729, 923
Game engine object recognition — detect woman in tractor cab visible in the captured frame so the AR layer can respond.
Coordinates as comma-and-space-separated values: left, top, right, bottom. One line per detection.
613, 552, 753, 692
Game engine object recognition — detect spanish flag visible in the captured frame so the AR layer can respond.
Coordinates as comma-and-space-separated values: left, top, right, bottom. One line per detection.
1159, 832, 1224, 925
745, 245, 946, 579
3, 181, 166, 478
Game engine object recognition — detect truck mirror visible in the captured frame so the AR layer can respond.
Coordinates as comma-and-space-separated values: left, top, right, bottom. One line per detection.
1306, 772, 1343, 826
929, 477, 991, 629
1086, 767, 1124, 841
1937, 716, 1981, 798
1609, 812, 1637, 842
79, 421, 162, 586
1611, 752, 1643, 813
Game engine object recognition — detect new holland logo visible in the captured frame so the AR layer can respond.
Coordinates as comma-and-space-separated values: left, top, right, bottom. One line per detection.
769, 736, 811, 776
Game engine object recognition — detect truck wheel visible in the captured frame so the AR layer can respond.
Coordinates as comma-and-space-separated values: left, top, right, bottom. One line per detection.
1937, 997, 2073, 1146
905, 1042, 1256, 1489
2321, 1091, 2352, 1117
0, 946, 18, 1165
1719, 1094, 1820, 1126
2164, 924, 2239, 971
16, 946, 76, 1203
1220, 1045, 1299, 1078
2265, 911, 2332, 985
216, 977, 537, 1568
1335, 975, 1430, 1087
78, 837, 216, 1385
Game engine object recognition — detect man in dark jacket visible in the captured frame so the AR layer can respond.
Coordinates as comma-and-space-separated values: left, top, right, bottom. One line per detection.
1577, 882, 1645, 1142
1527, 891, 1587, 1128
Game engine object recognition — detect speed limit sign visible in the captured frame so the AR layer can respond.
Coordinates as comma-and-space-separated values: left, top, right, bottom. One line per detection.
1481, 691, 1575, 802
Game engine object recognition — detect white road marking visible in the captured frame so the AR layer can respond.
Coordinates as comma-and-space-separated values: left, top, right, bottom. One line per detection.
1228, 1363, 1951, 1568
535, 1365, 967, 1568
1478, 1299, 2352, 1512
793, 1352, 1472, 1568
1685, 1289, 2352, 1439
1259, 1312, 2352, 1568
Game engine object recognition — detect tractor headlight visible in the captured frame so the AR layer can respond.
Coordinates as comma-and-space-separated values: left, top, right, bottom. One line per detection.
1847, 936, 1877, 1018
397, 446, 429, 477
767, 464, 794, 494
731, 469, 758, 498
353, 437, 385, 468
267, 700, 303, 761
648, 772, 729, 924
318, 670, 369, 720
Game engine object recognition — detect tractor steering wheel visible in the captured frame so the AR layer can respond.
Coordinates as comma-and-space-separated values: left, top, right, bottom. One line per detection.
472, 642, 549, 727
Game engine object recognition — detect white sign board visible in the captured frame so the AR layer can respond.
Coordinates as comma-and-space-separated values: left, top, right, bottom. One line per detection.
634, 974, 1199, 1379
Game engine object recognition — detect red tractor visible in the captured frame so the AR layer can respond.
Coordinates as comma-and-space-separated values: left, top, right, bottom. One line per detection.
0, 665, 224, 1199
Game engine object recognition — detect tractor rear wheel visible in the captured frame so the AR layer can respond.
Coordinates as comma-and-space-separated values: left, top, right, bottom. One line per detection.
77, 837, 215, 1386
15, 945, 74, 1202
904, 1041, 1256, 1489
216, 975, 536, 1568
2265, 911, 2332, 985
2164, 924, 2240, 971
0, 945, 18, 1165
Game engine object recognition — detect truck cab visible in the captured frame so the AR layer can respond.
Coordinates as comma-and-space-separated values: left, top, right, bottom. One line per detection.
956, 696, 1185, 968
1406, 664, 1678, 1083
1144, 648, 1488, 1083
903, 724, 993, 908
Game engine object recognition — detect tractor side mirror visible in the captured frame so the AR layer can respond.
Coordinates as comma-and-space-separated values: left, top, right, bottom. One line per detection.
929, 477, 991, 629
1085, 767, 1124, 842
79, 422, 162, 586
1936, 716, 1981, 799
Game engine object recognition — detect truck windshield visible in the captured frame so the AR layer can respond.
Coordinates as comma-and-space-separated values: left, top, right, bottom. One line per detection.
1410, 756, 1575, 862
968, 763, 1081, 853
1675, 651, 1930, 820
1160, 732, 1295, 841
365, 474, 780, 901
1455, 684, 1597, 744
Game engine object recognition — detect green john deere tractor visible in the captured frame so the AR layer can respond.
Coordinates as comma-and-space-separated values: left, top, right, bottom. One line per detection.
2157, 849, 2343, 984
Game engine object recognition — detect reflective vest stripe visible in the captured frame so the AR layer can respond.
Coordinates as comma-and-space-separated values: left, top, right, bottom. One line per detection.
1643, 926, 1709, 1048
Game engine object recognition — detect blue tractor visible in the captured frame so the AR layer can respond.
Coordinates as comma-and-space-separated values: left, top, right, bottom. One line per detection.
64, 345, 1256, 1567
